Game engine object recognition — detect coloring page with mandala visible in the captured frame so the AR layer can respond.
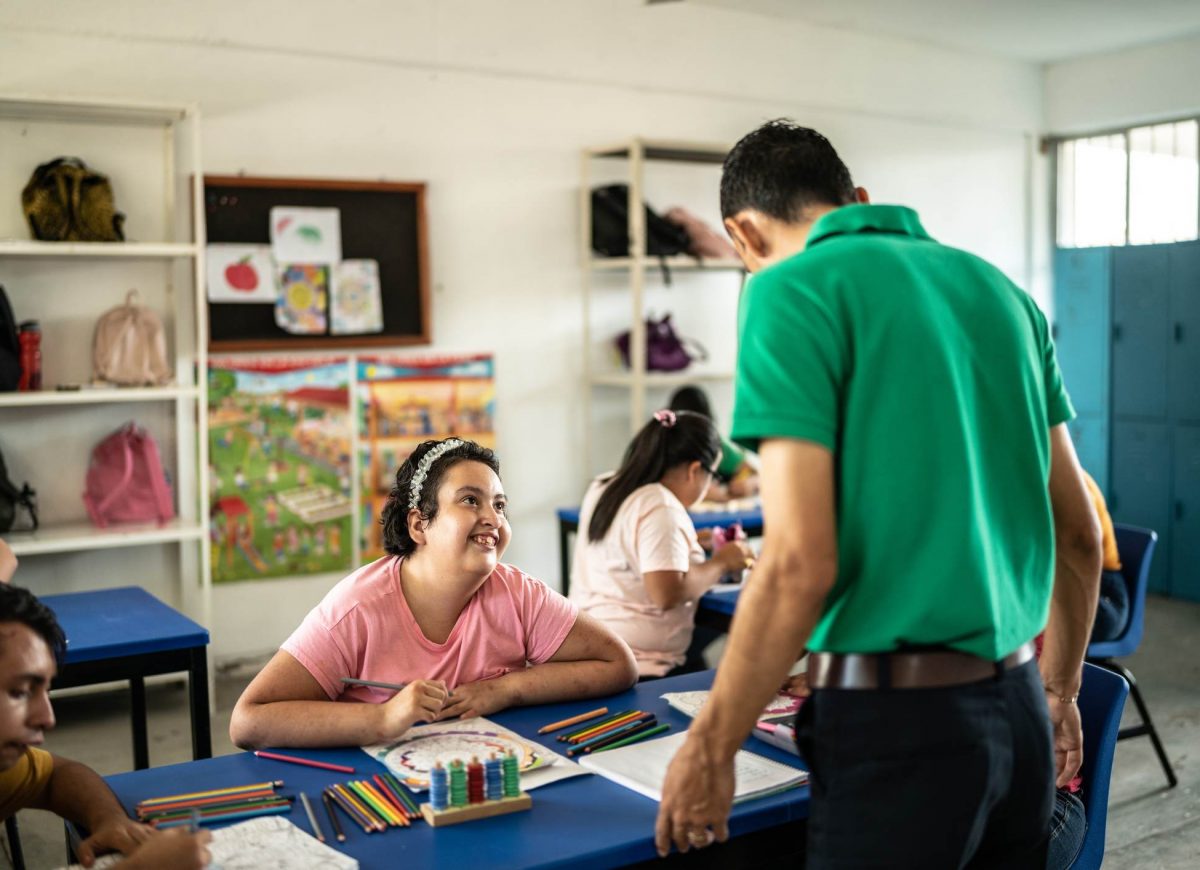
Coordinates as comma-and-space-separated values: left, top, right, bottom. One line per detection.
361, 717, 550, 791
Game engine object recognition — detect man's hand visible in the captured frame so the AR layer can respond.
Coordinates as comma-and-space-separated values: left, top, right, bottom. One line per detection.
654, 734, 735, 857
116, 828, 212, 870
781, 671, 810, 699
380, 680, 449, 737
1046, 694, 1084, 787
76, 815, 153, 866
438, 678, 512, 720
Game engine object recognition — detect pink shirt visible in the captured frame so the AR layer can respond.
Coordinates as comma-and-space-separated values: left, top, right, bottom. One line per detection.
282, 556, 578, 702
569, 478, 703, 677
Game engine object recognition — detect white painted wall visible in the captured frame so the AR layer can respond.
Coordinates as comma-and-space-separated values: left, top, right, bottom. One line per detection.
1045, 32, 1200, 133
0, 0, 1045, 661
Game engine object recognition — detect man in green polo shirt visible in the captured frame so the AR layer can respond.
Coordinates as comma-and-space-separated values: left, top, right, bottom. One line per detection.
655, 120, 1103, 867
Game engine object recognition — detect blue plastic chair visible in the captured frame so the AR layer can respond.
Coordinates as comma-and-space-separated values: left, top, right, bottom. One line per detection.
1069, 663, 1130, 870
1086, 524, 1176, 788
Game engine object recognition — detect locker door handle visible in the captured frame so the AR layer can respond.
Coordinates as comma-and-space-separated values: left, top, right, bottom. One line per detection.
1175, 322, 1184, 343
1112, 323, 1123, 341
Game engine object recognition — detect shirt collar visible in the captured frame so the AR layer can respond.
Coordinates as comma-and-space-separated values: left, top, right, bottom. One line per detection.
805, 204, 933, 249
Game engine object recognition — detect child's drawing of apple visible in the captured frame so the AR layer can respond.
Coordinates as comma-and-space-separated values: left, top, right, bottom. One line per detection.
225, 256, 259, 292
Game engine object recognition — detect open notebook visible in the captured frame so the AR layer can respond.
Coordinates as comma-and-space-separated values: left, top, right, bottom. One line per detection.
578, 730, 806, 803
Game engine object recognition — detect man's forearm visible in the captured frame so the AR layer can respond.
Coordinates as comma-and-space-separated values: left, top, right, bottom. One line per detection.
41, 756, 129, 830
1040, 533, 1102, 697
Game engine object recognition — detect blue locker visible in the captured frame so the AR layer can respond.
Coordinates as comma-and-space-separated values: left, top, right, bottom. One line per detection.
1112, 246, 1170, 420
1171, 424, 1200, 602
1068, 413, 1109, 497
1111, 421, 1172, 594
1169, 243, 1200, 422
1053, 248, 1111, 417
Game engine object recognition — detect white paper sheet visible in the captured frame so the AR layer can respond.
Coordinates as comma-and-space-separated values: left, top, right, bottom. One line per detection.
331, 259, 384, 334
206, 244, 277, 303
270, 206, 342, 264
661, 690, 801, 720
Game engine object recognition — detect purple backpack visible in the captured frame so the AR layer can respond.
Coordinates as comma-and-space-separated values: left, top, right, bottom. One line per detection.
83, 423, 175, 527
615, 314, 708, 372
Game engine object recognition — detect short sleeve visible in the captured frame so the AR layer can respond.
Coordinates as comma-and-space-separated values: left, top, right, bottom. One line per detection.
1030, 302, 1075, 427
518, 575, 579, 664
0, 748, 53, 818
281, 606, 357, 700
716, 434, 745, 479
731, 268, 845, 452
634, 503, 695, 574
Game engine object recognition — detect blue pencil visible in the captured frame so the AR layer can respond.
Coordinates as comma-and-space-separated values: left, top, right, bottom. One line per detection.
155, 802, 292, 829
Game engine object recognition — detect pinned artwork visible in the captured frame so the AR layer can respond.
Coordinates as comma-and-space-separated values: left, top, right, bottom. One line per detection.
331, 259, 384, 335
275, 264, 329, 335
206, 244, 276, 303
269, 206, 343, 264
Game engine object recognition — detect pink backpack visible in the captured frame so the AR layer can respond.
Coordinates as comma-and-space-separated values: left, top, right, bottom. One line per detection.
82, 423, 175, 527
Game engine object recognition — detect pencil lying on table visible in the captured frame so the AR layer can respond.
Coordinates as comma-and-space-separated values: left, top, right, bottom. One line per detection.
254, 750, 356, 773
538, 706, 609, 734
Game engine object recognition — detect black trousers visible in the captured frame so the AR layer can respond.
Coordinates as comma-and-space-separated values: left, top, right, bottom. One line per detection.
796, 658, 1053, 870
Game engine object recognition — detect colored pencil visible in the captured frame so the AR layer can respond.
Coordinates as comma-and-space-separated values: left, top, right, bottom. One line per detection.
334, 783, 386, 831
136, 789, 277, 814
138, 781, 284, 806
326, 787, 374, 834
538, 706, 609, 734
350, 780, 406, 827
567, 711, 651, 744
362, 780, 410, 826
593, 722, 671, 752
140, 795, 295, 821
566, 716, 658, 756
374, 774, 417, 819
578, 719, 663, 755
322, 792, 346, 842
381, 771, 421, 817
300, 792, 324, 842
558, 709, 638, 741
347, 781, 397, 829
153, 801, 292, 828
189, 808, 200, 834
340, 677, 408, 691
254, 750, 356, 773
565, 711, 644, 743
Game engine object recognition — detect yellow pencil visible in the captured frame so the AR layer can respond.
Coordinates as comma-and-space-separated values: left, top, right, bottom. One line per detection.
350, 780, 404, 827
333, 784, 386, 831
138, 781, 283, 806
357, 780, 410, 827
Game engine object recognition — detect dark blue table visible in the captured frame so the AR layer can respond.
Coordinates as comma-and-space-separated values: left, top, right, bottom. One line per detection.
43, 586, 211, 769
105, 670, 807, 869
557, 504, 764, 595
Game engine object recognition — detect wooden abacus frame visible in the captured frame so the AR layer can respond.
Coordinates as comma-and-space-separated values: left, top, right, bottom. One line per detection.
420, 792, 532, 827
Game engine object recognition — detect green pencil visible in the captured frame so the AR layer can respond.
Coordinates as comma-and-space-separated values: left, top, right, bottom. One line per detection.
591, 722, 670, 752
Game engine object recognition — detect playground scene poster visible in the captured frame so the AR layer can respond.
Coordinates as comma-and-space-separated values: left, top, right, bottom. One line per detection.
358, 354, 495, 560
208, 357, 354, 583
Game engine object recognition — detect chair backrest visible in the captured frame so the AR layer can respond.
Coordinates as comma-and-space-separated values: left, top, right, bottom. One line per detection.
1071, 662, 1130, 870
1086, 524, 1156, 660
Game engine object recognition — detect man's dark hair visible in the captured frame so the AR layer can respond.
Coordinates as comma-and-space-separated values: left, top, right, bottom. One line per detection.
379, 439, 501, 557
720, 119, 857, 221
0, 584, 67, 666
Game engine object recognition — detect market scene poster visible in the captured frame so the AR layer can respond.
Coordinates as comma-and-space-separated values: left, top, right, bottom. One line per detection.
208, 357, 353, 582
358, 355, 495, 559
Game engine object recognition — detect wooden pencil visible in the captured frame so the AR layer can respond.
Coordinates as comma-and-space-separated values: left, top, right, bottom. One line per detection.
137, 781, 283, 806
322, 791, 346, 842
381, 772, 421, 817
538, 706, 609, 734
593, 722, 671, 752
326, 787, 375, 834
300, 792, 324, 842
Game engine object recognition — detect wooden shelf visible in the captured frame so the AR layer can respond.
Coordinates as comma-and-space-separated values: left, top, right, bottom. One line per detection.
6, 520, 206, 557
586, 138, 729, 164
0, 241, 198, 259
590, 371, 735, 388
0, 386, 200, 407
587, 256, 744, 272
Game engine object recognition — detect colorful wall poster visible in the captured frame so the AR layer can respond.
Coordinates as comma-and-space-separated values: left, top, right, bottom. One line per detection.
275, 263, 329, 334
208, 357, 353, 583
357, 354, 495, 560
205, 244, 277, 303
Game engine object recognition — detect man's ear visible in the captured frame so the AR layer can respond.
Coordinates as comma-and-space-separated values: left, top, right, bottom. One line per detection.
854, 186, 870, 204
407, 508, 428, 546
724, 213, 770, 260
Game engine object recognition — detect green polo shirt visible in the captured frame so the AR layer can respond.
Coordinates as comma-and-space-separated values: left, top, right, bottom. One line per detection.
731, 204, 1074, 660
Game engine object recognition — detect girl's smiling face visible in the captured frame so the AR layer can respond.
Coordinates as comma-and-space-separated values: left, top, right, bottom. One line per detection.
415, 460, 510, 574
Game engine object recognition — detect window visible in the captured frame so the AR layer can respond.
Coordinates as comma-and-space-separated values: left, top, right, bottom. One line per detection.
1055, 119, 1199, 248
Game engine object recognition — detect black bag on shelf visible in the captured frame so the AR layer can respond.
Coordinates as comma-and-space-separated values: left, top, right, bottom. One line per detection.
0, 286, 20, 392
20, 157, 125, 242
0, 447, 37, 534
591, 184, 690, 284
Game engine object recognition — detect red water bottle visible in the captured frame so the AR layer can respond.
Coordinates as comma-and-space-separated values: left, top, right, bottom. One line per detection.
17, 321, 41, 391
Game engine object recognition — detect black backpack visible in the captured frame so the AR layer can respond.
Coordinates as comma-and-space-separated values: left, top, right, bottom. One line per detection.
0, 286, 19, 392
0, 447, 37, 534
591, 184, 690, 283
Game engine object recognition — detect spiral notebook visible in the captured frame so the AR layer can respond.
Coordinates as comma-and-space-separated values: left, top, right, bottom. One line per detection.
578, 730, 807, 803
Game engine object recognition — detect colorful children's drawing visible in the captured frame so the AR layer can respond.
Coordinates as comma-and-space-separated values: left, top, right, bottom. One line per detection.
331, 259, 384, 335
208, 357, 353, 583
275, 264, 329, 335
206, 244, 277, 303
269, 206, 343, 264
362, 718, 548, 792
356, 355, 496, 559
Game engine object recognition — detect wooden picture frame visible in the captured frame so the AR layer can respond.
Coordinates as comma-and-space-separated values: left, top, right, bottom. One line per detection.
203, 175, 430, 351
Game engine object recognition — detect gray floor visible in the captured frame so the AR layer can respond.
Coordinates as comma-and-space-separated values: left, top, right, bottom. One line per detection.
4, 598, 1198, 869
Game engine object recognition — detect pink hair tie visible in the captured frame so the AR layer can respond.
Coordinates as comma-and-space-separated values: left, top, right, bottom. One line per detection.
654, 409, 677, 428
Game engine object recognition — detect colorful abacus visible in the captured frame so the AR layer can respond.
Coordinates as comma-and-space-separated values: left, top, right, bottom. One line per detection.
420, 750, 532, 827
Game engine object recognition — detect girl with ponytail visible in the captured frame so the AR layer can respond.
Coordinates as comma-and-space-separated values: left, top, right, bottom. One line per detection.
570, 410, 754, 679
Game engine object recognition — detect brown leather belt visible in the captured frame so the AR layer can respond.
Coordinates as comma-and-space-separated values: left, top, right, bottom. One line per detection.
808, 641, 1036, 690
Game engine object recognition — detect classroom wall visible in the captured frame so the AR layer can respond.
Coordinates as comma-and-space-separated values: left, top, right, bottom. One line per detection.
0, 0, 1046, 662
1044, 32, 1200, 133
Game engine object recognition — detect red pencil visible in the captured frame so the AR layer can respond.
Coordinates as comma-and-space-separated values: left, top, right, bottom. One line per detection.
254, 750, 356, 773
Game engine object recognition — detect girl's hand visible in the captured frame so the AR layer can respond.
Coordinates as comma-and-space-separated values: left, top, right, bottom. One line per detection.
381, 680, 449, 737
715, 541, 754, 573
438, 678, 513, 721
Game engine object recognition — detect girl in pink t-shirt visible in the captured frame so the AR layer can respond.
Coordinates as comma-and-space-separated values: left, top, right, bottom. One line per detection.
230, 439, 637, 749
569, 411, 754, 678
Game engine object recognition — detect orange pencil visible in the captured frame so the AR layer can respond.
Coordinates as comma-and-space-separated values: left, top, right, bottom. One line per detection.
569, 711, 644, 743
333, 784, 386, 831
538, 706, 609, 735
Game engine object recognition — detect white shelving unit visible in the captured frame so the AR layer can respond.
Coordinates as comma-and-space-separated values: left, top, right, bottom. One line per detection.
0, 95, 209, 631
579, 138, 744, 472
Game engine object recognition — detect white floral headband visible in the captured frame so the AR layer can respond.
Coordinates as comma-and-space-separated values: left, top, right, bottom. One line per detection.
408, 439, 465, 511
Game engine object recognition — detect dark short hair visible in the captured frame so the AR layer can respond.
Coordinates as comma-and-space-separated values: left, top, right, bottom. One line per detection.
0, 584, 67, 666
720, 119, 857, 221
379, 439, 501, 557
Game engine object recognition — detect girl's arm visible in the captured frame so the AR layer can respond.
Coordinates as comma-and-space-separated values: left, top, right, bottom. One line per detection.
438, 612, 638, 719
644, 541, 754, 610
229, 650, 449, 748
